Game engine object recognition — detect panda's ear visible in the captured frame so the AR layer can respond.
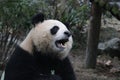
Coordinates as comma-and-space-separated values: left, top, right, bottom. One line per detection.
31, 13, 44, 26
63, 22, 70, 29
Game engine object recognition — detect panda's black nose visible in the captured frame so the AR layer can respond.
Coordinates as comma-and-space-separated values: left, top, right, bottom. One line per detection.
64, 31, 71, 37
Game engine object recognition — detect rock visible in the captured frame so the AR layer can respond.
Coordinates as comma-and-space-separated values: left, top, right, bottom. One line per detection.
99, 27, 120, 42
98, 38, 120, 58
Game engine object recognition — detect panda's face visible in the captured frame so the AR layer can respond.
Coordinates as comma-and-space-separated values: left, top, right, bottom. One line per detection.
32, 20, 73, 59
51, 25, 71, 50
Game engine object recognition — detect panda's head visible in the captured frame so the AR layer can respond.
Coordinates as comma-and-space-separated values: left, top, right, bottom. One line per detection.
31, 13, 73, 59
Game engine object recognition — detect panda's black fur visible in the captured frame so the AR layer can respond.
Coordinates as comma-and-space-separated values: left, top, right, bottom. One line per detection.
4, 13, 76, 80
31, 13, 44, 25
50, 26, 59, 35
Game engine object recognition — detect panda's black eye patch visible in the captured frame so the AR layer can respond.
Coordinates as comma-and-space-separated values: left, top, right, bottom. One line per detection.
50, 26, 59, 35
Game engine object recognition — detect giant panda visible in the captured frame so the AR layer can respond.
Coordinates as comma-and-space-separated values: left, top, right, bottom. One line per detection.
3, 13, 76, 80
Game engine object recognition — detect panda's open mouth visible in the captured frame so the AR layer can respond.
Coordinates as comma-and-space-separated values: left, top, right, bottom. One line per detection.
55, 39, 68, 49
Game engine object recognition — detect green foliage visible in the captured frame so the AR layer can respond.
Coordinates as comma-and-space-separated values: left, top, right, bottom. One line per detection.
103, 11, 113, 18
0, 0, 40, 31
99, 0, 106, 7
111, 4, 119, 15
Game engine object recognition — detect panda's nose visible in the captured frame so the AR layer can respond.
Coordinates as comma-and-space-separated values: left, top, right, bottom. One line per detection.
64, 31, 71, 37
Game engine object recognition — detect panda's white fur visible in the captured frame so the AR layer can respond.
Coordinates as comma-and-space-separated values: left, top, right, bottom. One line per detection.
20, 20, 73, 59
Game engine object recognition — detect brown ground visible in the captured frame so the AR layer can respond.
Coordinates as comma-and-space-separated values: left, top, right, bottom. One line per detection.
70, 48, 120, 80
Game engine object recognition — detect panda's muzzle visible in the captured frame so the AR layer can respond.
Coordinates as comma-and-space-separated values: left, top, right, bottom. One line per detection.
55, 38, 69, 49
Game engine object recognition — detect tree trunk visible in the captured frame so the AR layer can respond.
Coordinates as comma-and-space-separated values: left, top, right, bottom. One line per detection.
85, 2, 102, 68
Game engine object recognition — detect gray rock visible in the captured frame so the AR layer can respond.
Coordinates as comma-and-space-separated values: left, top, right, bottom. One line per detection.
98, 38, 120, 58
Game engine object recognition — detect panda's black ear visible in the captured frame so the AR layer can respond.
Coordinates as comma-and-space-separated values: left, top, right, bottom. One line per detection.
63, 22, 70, 29
31, 13, 44, 26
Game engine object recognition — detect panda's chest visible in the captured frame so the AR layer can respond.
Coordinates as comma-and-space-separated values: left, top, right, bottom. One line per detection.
34, 53, 62, 75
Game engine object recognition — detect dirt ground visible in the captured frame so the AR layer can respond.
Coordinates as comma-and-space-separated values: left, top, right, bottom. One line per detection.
70, 48, 120, 80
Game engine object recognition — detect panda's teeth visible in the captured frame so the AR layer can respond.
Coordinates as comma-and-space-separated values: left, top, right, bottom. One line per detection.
61, 43, 65, 48
56, 39, 68, 49
57, 43, 65, 48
